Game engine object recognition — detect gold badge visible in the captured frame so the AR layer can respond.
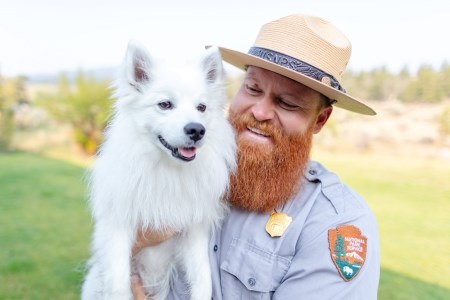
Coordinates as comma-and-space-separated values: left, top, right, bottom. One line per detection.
265, 212, 292, 237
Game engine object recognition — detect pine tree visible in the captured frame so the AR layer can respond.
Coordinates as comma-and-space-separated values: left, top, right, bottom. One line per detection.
335, 234, 346, 258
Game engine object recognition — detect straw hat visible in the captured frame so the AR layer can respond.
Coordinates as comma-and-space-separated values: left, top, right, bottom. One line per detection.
216, 14, 376, 115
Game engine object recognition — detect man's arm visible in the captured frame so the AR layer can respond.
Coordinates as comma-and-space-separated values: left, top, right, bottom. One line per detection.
273, 213, 380, 299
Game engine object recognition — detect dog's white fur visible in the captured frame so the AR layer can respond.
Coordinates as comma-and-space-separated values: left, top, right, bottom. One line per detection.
81, 41, 236, 300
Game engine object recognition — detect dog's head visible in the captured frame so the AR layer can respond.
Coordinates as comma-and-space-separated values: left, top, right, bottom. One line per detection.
113, 41, 226, 162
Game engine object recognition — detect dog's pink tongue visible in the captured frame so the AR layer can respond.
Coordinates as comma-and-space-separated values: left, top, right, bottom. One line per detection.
178, 147, 196, 158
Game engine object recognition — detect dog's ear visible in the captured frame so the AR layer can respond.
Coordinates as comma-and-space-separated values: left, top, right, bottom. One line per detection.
202, 46, 224, 85
124, 40, 152, 92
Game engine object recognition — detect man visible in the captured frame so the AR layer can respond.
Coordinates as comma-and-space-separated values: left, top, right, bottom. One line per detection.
132, 14, 380, 299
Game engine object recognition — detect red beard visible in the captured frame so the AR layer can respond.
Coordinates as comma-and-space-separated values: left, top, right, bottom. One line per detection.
228, 113, 314, 212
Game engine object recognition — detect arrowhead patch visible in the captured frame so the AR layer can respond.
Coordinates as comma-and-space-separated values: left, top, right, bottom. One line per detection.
328, 225, 367, 281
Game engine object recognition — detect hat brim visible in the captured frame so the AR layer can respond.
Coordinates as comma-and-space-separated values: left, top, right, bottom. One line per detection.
217, 46, 376, 116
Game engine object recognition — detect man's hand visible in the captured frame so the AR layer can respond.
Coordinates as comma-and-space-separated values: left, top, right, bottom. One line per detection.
131, 228, 176, 299
132, 228, 176, 256
131, 275, 147, 300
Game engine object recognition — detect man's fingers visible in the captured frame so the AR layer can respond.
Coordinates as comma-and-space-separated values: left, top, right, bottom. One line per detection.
131, 275, 147, 300
132, 228, 176, 256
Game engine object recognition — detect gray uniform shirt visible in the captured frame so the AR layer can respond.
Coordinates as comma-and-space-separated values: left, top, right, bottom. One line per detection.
169, 161, 380, 299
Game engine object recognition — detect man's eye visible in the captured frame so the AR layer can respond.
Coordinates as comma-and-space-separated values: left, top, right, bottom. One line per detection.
158, 101, 173, 110
277, 98, 300, 111
245, 84, 261, 94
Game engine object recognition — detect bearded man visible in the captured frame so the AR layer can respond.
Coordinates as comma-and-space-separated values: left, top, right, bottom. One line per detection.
131, 14, 380, 300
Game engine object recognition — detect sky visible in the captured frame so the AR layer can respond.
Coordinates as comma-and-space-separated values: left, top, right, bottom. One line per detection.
0, 0, 449, 77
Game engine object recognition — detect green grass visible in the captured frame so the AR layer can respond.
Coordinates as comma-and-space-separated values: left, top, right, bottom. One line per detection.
0, 151, 92, 300
1, 151, 449, 299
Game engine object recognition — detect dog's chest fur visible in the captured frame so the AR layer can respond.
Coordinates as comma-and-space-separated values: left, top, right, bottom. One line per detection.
90, 125, 230, 232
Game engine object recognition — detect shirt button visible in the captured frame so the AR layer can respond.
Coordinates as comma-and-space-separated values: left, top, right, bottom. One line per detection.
213, 245, 218, 252
308, 169, 317, 175
248, 278, 256, 287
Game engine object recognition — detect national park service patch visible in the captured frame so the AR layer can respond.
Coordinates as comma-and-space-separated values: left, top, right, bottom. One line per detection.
328, 225, 367, 281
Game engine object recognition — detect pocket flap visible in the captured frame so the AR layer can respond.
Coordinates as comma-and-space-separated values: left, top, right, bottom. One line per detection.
220, 238, 291, 292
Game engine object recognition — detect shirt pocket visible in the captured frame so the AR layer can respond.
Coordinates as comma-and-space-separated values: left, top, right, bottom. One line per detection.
220, 238, 291, 299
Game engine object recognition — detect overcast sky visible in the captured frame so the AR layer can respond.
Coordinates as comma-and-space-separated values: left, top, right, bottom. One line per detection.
0, 0, 448, 77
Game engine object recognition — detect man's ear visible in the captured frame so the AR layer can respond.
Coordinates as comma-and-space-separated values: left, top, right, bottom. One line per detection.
313, 105, 333, 134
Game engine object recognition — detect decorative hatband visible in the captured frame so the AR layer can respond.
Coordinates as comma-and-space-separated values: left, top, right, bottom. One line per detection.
248, 47, 346, 92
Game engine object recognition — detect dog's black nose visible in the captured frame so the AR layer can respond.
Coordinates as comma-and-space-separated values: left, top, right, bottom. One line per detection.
184, 122, 205, 142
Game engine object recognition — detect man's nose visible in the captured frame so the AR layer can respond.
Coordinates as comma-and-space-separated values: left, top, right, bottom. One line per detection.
251, 96, 275, 121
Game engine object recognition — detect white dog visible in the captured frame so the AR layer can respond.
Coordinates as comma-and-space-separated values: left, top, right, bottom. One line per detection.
81, 41, 236, 300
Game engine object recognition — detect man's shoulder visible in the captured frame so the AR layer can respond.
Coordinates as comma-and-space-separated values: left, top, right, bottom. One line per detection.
300, 161, 379, 258
305, 160, 372, 215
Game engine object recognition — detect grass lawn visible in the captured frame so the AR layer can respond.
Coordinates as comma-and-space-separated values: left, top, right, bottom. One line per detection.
0, 151, 91, 300
1, 150, 449, 299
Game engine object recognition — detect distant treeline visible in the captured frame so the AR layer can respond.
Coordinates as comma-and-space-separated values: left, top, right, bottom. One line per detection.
341, 63, 450, 102
1, 63, 450, 152
225, 62, 450, 103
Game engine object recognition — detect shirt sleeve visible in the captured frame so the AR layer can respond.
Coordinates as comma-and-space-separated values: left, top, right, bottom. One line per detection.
273, 208, 380, 300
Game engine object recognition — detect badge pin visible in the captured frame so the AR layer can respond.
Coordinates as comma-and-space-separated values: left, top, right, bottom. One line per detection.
265, 212, 292, 237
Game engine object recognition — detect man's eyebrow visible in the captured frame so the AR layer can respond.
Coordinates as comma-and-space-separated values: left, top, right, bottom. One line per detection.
245, 68, 262, 79
244, 73, 259, 82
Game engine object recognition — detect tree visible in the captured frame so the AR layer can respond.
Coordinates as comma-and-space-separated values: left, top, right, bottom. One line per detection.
335, 234, 346, 258
343, 62, 449, 103
400, 64, 443, 102
439, 105, 450, 137
36, 72, 112, 154
438, 62, 450, 99
0, 75, 28, 150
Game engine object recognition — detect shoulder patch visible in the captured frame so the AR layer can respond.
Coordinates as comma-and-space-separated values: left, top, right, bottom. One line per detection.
328, 225, 367, 281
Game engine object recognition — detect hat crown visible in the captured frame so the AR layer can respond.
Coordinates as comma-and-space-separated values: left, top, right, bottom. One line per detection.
253, 14, 351, 80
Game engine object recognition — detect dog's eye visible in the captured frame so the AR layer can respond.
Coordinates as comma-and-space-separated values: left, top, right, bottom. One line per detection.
158, 101, 173, 110
197, 103, 206, 113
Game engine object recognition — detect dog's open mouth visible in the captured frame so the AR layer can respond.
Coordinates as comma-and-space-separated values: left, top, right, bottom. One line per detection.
158, 136, 197, 161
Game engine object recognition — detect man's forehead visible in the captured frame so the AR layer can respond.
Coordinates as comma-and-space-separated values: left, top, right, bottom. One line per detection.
245, 66, 321, 99
246, 66, 306, 88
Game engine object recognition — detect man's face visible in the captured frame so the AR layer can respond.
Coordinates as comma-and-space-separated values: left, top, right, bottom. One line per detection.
227, 66, 333, 212
229, 66, 332, 144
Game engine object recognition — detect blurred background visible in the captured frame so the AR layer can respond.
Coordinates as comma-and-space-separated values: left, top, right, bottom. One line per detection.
0, 0, 449, 299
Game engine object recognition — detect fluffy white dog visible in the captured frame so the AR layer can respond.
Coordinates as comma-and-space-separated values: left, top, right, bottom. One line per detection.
81, 41, 236, 300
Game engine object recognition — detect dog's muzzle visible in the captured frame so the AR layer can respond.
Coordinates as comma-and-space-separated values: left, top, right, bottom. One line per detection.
158, 123, 205, 162
184, 122, 205, 143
